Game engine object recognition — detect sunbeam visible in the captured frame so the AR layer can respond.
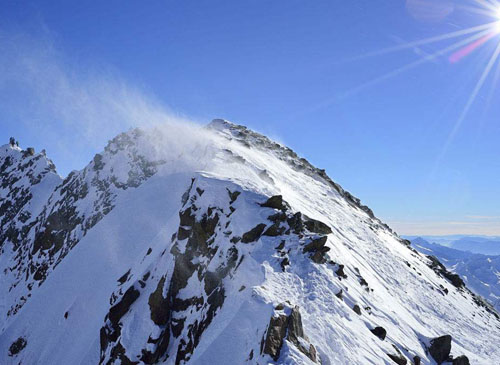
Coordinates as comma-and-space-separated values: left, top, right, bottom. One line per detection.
441, 41, 500, 159
309, 27, 495, 113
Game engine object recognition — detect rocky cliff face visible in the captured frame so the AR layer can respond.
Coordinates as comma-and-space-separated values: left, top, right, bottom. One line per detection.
0, 121, 499, 364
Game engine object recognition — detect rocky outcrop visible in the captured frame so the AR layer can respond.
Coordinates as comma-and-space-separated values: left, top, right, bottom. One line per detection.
241, 223, 267, 243
428, 335, 451, 364
100, 181, 243, 364
427, 256, 464, 289
262, 305, 318, 362
1, 129, 169, 320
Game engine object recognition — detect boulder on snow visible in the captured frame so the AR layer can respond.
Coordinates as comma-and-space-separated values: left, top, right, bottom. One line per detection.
8, 337, 27, 356
452, 355, 470, 365
428, 335, 452, 364
352, 305, 361, 315
260, 195, 287, 211
370, 326, 387, 340
335, 264, 347, 279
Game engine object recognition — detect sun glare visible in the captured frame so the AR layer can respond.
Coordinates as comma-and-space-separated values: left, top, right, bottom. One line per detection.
495, 6, 500, 32
351, 0, 500, 166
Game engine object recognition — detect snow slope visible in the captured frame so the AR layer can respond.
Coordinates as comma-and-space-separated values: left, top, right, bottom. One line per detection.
411, 237, 500, 312
0, 120, 499, 364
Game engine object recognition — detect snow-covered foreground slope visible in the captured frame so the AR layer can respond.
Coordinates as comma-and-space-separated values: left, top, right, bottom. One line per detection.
411, 237, 500, 312
1, 120, 499, 364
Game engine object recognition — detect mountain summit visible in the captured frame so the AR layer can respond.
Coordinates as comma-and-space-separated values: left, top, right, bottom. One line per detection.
0, 121, 498, 364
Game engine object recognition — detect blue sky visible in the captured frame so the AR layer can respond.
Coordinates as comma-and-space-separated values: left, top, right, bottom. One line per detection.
1, 0, 499, 235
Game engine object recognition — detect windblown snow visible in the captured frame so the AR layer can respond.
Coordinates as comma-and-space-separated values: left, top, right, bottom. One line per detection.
0, 120, 499, 365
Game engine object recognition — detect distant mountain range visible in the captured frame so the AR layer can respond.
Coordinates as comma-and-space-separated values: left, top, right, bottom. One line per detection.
405, 235, 500, 255
408, 237, 500, 312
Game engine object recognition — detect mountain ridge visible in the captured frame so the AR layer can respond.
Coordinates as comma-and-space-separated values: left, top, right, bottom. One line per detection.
1, 120, 499, 364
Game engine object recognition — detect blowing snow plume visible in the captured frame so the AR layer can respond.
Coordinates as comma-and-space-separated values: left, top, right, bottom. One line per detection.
0, 30, 200, 175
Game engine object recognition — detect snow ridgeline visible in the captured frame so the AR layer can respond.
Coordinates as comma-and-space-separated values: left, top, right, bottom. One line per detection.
0, 120, 499, 364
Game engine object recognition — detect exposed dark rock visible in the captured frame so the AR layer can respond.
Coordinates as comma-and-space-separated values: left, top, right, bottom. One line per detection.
303, 216, 332, 235
452, 355, 470, 365
286, 212, 304, 234
310, 250, 327, 264
226, 189, 240, 204
336, 264, 347, 279
263, 314, 288, 361
388, 353, 407, 365
276, 240, 285, 250
148, 277, 169, 326
260, 195, 287, 211
8, 337, 27, 356
443, 272, 464, 288
268, 212, 287, 224
427, 256, 464, 289
263, 223, 285, 237
281, 257, 290, 271
352, 305, 361, 315
335, 290, 343, 300
109, 286, 140, 326
387, 345, 407, 365
177, 226, 191, 240
428, 335, 452, 364
262, 306, 317, 362
118, 269, 131, 285
287, 307, 317, 362
230, 236, 241, 243
370, 326, 386, 340
93, 154, 104, 171
303, 236, 330, 264
303, 236, 328, 253
241, 223, 267, 243
413, 355, 421, 365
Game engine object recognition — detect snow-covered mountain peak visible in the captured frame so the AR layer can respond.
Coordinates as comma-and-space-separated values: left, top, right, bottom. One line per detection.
1, 122, 499, 364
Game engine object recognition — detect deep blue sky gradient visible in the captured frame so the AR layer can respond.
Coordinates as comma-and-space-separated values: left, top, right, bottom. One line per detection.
1, 1, 499, 234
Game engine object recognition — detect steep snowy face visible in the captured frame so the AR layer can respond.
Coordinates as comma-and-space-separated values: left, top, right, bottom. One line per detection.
0, 143, 61, 321
1, 121, 500, 365
0, 128, 202, 326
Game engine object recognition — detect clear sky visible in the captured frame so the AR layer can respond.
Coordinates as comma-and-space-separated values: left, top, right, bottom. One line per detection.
1, 0, 499, 235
